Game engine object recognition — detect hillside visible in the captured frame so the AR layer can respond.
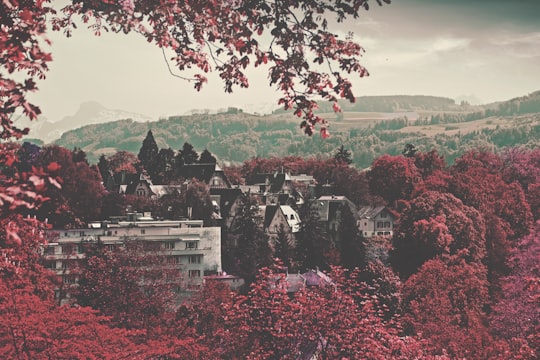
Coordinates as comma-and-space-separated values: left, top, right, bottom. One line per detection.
47, 92, 540, 167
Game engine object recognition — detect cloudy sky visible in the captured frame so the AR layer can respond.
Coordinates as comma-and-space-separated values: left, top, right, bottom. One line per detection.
31, 0, 540, 122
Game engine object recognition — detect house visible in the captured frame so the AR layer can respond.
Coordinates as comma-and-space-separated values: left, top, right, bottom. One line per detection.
209, 187, 244, 228
43, 216, 222, 302
357, 206, 395, 238
118, 173, 183, 199
314, 195, 358, 241
178, 163, 231, 189
204, 272, 245, 291
246, 171, 304, 206
260, 204, 301, 244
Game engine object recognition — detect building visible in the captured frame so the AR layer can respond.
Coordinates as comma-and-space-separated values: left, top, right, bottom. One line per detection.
357, 206, 395, 238
260, 204, 301, 245
43, 216, 222, 300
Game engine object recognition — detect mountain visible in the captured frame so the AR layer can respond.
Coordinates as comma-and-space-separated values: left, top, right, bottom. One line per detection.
23, 92, 540, 167
21, 101, 153, 143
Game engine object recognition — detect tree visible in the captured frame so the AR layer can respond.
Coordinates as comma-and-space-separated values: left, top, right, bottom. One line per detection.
155, 147, 176, 184
2, 1, 391, 140
368, 154, 421, 206
107, 150, 139, 175
97, 154, 110, 183
218, 263, 428, 359
176, 142, 199, 167
138, 130, 159, 180
490, 225, 540, 352
33, 145, 105, 227
295, 201, 333, 271
199, 148, 217, 164
75, 240, 181, 331
391, 191, 486, 278
338, 203, 364, 269
401, 255, 493, 358
274, 223, 294, 270
333, 145, 353, 165
229, 195, 272, 285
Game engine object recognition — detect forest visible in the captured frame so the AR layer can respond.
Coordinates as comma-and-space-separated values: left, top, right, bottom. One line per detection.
51, 91, 540, 168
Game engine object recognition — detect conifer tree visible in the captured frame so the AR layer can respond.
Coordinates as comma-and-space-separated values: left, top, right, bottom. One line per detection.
334, 145, 353, 165
199, 149, 217, 164
138, 130, 159, 180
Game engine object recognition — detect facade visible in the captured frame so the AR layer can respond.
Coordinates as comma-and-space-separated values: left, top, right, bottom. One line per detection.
357, 206, 395, 238
260, 204, 301, 244
43, 217, 222, 300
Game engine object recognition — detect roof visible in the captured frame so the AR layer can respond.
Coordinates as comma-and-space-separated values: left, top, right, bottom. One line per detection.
357, 205, 389, 219
261, 205, 279, 229
280, 205, 300, 233
302, 269, 333, 287
149, 185, 182, 198
315, 195, 358, 221
179, 163, 230, 187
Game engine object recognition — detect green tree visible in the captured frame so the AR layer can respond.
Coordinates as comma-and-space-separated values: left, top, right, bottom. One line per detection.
155, 147, 176, 184
230, 195, 272, 286
176, 142, 199, 168
295, 202, 331, 271
274, 223, 294, 270
334, 145, 353, 165
339, 204, 364, 270
199, 149, 217, 164
138, 130, 159, 181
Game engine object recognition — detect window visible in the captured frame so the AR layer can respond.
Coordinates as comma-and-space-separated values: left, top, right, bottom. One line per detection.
189, 255, 201, 264
106, 244, 115, 251
45, 261, 57, 269
185, 241, 198, 250
79, 231, 85, 236
189, 270, 201, 278
380, 211, 387, 218
364, 222, 367, 226
377, 221, 384, 228
63, 276, 76, 284
141, 229, 146, 235
136, 189, 146, 196
77, 244, 84, 254
164, 241, 175, 250
44, 246, 55, 255
384, 221, 391, 228
61, 245, 73, 254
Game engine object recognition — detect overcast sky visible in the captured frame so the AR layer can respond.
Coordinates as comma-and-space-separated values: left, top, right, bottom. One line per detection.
31, 0, 540, 122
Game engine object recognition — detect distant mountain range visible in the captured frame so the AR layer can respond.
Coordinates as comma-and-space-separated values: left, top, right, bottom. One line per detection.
21, 91, 540, 167
21, 101, 152, 143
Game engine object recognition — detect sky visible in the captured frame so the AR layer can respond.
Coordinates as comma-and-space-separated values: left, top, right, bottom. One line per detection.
30, 0, 540, 122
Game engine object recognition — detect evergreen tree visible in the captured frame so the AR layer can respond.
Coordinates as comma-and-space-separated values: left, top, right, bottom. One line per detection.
199, 148, 217, 164
339, 204, 364, 270
334, 145, 353, 165
155, 148, 176, 184
274, 223, 294, 271
176, 142, 199, 166
295, 202, 330, 271
97, 154, 109, 184
230, 195, 272, 286
138, 130, 159, 180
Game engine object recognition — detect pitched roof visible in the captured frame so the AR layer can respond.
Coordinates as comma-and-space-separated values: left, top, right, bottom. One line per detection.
179, 163, 230, 187
357, 205, 388, 219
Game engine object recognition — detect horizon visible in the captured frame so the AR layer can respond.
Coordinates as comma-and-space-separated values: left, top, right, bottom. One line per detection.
28, 0, 540, 123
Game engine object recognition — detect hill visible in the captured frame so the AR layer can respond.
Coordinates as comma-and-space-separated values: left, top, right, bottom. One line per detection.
41, 92, 540, 167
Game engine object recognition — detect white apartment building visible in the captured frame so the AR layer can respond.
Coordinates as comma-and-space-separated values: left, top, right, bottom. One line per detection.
43, 216, 222, 299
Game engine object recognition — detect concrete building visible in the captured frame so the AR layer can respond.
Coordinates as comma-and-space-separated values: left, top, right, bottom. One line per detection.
43, 216, 222, 300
